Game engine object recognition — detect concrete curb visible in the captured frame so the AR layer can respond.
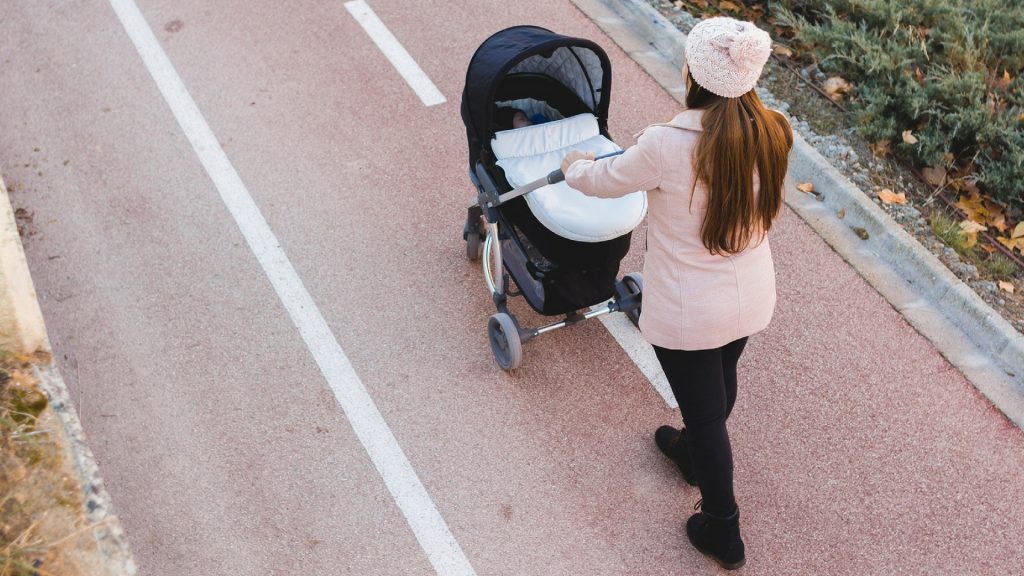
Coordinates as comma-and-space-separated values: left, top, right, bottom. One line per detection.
0, 173, 138, 574
571, 0, 1024, 428
0, 176, 48, 354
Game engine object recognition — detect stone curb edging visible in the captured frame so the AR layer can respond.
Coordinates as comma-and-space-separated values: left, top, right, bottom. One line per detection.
571, 0, 1024, 428
0, 173, 138, 574
36, 366, 139, 575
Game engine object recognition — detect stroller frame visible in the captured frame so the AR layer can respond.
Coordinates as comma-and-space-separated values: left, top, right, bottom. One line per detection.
464, 166, 642, 370
460, 25, 644, 370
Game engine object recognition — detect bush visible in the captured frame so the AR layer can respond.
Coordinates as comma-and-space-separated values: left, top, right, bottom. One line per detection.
773, 0, 1024, 207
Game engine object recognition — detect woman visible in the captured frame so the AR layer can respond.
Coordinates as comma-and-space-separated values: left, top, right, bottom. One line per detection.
561, 17, 793, 570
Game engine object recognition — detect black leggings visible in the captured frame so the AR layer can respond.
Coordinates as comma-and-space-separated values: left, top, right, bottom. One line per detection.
653, 337, 748, 517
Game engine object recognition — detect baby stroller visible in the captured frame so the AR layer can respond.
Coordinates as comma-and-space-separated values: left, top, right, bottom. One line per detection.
461, 25, 647, 370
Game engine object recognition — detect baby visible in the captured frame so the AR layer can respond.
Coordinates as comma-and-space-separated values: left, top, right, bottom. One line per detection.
494, 106, 549, 130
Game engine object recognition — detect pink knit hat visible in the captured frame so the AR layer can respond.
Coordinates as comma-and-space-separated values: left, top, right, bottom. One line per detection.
684, 17, 772, 98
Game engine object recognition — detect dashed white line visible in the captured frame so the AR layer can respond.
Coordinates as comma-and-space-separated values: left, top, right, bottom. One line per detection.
106, 0, 473, 574
344, 0, 446, 107
345, 0, 673, 408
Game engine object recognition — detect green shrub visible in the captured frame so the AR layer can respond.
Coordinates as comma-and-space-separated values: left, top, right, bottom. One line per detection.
772, 0, 1024, 207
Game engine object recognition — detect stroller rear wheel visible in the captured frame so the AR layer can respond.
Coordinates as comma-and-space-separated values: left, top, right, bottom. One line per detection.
622, 272, 643, 328
464, 210, 485, 261
488, 313, 523, 370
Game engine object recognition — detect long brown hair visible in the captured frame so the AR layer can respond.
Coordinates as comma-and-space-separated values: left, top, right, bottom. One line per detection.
685, 70, 793, 255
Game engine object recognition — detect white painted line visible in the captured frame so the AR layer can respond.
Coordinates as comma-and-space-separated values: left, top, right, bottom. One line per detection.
344, 0, 446, 107
593, 304, 677, 408
106, 1, 473, 574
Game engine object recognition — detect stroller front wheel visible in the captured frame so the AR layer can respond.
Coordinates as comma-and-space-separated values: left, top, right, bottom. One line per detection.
488, 313, 523, 370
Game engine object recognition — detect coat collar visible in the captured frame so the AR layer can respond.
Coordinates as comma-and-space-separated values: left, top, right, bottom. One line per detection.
668, 108, 705, 131
634, 108, 704, 139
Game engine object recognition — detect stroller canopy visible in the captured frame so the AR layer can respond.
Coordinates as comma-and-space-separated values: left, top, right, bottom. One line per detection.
461, 26, 612, 165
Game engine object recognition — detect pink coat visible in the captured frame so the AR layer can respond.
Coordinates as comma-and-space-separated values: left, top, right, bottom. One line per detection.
565, 109, 777, 350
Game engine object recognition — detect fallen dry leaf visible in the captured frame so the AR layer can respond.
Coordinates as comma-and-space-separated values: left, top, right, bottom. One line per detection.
977, 198, 1009, 233
797, 182, 815, 193
991, 211, 1008, 234
773, 45, 794, 57
1013, 222, 1024, 239
853, 227, 869, 240
922, 166, 947, 187
996, 70, 1013, 90
960, 220, 987, 250
837, 208, 846, 220
823, 76, 852, 101
718, 0, 742, 12
959, 220, 988, 234
950, 189, 1015, 234
902, 130, 919, 145
914, 67, 925, 85
954, 191, 994, 229
999, 281, 1015, 294
980, 243, 997, 255
869, 139, 891, 157
878, 188, 907, 205
997, 236, 1020, 251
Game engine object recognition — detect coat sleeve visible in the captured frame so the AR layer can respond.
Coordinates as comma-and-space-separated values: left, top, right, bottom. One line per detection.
564, 126, 664, 199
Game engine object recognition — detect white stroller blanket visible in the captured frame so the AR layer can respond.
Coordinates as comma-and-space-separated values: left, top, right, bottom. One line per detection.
492, 113, 647, 243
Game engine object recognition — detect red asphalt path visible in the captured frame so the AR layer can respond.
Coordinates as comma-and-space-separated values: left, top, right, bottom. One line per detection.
2, 0, 1023, 574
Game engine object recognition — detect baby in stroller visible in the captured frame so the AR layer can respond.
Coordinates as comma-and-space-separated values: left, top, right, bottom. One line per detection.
461, 25, 647, 370
493, 105, 550, 130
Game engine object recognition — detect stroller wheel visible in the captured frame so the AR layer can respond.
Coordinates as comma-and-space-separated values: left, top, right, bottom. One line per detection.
465, 214, 484, 261
622, 272, 643, 327
488, 313, 522, 370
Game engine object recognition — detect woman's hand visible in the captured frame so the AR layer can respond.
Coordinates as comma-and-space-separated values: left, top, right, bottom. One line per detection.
561, 149, 595, 175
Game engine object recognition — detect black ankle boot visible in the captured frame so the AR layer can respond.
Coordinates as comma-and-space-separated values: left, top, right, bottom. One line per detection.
654, 426, 698, 486
686, 503, 745, 570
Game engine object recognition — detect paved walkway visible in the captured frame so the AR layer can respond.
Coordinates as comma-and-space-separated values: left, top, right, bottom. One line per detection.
1, 0, 1022, 574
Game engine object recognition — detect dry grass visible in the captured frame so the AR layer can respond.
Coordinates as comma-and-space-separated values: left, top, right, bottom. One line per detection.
1, 351, 109, 576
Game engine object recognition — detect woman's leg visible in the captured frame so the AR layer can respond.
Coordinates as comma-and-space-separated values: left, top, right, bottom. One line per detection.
722, 337, 748, 419
654, 339, 746, 517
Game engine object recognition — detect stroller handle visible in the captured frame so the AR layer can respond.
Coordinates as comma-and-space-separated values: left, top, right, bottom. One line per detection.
478, 150, 627, 210
546, 150, 624, 184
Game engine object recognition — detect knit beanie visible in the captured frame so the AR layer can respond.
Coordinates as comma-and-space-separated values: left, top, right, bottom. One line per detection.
684, 17, 772, 98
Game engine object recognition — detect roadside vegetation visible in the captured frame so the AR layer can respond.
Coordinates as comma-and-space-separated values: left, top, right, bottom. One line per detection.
664, 0, 1024, 303
1, 351, 100, 576
774, 0, 1024, 205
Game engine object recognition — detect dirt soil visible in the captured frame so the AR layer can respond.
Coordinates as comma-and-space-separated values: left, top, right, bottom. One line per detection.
646, 0, 1024, 335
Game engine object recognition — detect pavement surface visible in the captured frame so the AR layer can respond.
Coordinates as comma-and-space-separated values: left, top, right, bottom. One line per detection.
2, 0, 1024, 574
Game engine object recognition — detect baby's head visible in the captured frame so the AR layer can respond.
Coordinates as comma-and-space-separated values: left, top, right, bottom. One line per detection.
494, 106, 533, 130
511, 110, 531, 129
